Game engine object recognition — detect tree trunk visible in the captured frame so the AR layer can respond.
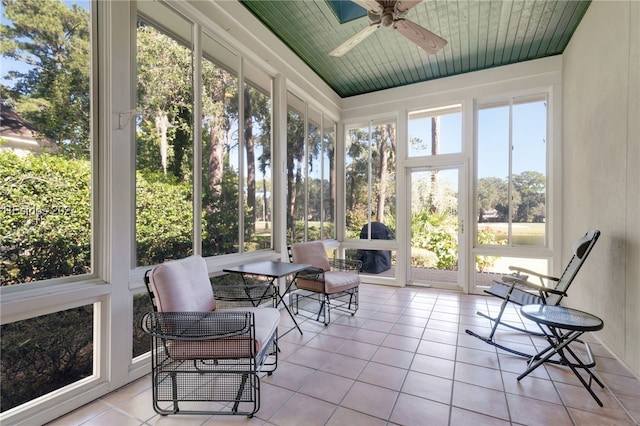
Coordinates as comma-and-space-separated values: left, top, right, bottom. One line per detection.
155, 111, 169, 175
244, 86, 256, 225
376, 124, 390, 223
430, 116, 440, 213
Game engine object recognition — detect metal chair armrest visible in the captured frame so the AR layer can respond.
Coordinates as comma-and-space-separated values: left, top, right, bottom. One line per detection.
141, 311, 253, 340
508, 266, 559, 282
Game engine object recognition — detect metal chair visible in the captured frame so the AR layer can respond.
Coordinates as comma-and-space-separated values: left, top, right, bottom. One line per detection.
289, 241, 361, 325
141, 255, 279, 417
466, 229, 600, 357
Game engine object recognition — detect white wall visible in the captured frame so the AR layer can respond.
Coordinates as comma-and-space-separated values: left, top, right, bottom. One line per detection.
562, 0, 640, 380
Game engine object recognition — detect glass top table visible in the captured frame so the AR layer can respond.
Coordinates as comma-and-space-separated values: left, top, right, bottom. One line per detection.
223, 261, 311, 336
520, 304, 603, 332
518, 304, 605, 406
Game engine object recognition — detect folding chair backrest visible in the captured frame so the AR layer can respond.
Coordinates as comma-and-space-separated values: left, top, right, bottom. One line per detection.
547, 229, 600, 305
147, 255, 216, 312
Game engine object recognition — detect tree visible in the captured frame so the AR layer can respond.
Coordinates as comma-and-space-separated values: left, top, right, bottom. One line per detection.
1, 0, 90, 158
513, 171, 546, 222
136, 22, 193, 179
477, 176, 509, 222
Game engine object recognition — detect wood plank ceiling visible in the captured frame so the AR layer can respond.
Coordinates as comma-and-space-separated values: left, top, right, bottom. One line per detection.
241, 0, 591, 98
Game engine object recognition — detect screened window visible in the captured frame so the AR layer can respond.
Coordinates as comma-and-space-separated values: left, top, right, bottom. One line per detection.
408, 105, 462, 157
135, 8, 194, 266
476, 95, 547, 247
135, 4, 273, 265
345, 120, 397, 240
0, 0, 93, 286
286, 92, 335, 244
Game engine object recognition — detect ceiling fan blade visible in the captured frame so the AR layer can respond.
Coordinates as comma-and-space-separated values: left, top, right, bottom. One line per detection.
396, 0, 423, 13
329, 24, 380, 57
394, 19, 447, 54
351, 0, 383, 14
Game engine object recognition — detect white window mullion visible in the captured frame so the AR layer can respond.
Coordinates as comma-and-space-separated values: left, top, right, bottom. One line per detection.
193, 24, 203, 255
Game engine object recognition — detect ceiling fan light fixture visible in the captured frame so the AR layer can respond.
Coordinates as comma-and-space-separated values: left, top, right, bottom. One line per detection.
329, 0, 447, 57
381, 12, 394, 27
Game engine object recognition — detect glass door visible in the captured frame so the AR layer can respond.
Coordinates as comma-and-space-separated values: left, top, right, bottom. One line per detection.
408, 167, 463, 289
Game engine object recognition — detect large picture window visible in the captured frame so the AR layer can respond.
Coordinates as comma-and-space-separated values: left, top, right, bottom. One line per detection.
135, 3, 273, 266
286, 92, 335, 244
1, 0, 95, 413
1, 0, 93, 286
344, 120, 397, 240
135, 8, 194, 266
476, 95, 548, 247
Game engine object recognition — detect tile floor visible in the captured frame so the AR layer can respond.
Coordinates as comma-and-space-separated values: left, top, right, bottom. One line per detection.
48, 284, 640, 425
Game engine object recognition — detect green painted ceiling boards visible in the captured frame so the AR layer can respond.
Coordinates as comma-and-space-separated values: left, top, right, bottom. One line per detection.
241, 0, 591, 98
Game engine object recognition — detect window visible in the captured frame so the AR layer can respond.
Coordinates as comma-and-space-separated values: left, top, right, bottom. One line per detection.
344, 120, 397, 240
408, 105, 462, 157
135, 9, 194, 266
286, 92, 335, 244
322, 118, 336, 239
1, 0, 93, 286
476, 95, 547, 247
135, 3, 273, 265
201, 34, 240, 256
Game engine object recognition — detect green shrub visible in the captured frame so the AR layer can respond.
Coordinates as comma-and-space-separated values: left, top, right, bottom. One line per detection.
1, 151, 91, 286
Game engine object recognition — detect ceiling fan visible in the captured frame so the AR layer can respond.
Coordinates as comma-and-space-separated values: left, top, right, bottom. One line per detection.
329, 0, 447, 57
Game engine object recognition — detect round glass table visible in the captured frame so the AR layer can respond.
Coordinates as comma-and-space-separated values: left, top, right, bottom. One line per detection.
518, 304, 605, 406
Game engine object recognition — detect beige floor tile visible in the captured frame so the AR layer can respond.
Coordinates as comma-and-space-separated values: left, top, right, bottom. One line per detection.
371, 346, 415, 369
410, 353, 455, 379
45, 400, 113, 425
501, 371, 562, 404
454, 362, 504, 391
554, 381, 629, 420
568, 407, 636, 426
389, 392, 450, 426
389, 322, 425, 338
381, 333, 420, 352
340, 381, 398, 421
335, 339, 378, 360
349, 327, 387, 345
357, 361, 408, 391
451, 381, 509, 420
82, 408, 146, 426
297, 370, 354, 404
421, 328, 458, 345
401, 370, 453, 405
456, 346, 501, 369
286, 345, 332, 369
449, 407, 511, 426
617, 394, 640, 424
320, 352, 368, 379
506, 393, 573, 425
360, 318, 395, 333
268, 393, 336, 426
326, 407, 387, 426
261, 361, 315, 391
416, 339, 457, 359
305, 333, 348, 352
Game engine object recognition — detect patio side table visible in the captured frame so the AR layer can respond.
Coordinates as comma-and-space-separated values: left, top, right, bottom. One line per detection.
518, 304, 606, 406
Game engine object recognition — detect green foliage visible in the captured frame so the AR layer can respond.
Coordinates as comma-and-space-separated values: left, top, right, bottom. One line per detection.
478, 172, 545, 223
1, 151, 91, 285
1, 305, 93, 411
135, 170, 193, 266
411, 208, 458, 270
476, 228, 505, 272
